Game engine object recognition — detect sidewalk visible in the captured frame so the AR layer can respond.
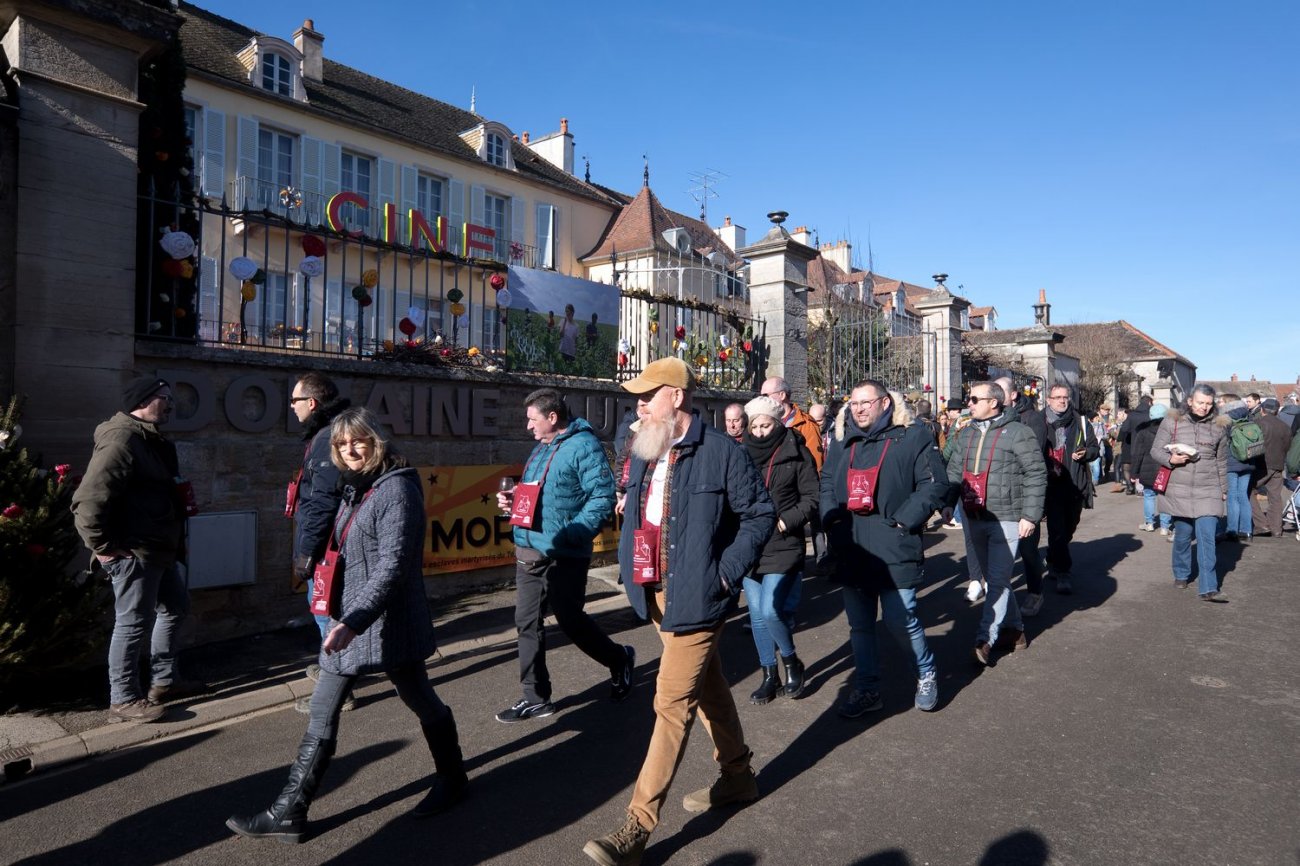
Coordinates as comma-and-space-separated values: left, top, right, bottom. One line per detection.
0, 565, 626, 783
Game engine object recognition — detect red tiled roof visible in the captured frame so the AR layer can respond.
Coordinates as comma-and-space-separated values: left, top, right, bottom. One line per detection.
964, 319, 1194, 367
578, 185, 740, 268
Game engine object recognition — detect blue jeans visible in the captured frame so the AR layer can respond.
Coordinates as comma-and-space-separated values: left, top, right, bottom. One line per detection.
743, 573, 797, 666
1171, 515, 1219, 594
104, 557, 190, 705
963, 519, 1023, 645
1143, 488, 1171, 529
1090, 459, 1101, 484
307, 579, 331, 637
841, 584, 934, 692
1225, 471, 1253, 537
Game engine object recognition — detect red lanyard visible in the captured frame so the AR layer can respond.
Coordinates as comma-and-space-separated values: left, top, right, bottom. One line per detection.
330, 489, 374, 551
848, 438, 893, 472
522, 438, 564, 487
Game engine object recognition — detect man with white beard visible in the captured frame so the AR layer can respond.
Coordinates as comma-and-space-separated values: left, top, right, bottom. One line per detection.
584, 358, 775, 866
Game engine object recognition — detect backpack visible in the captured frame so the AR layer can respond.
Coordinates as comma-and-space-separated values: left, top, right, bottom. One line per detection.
1230, 419, 1266, 462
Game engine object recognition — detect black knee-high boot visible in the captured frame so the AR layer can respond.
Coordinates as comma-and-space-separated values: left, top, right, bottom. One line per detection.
226, 733, 335, 843
412, 708, 468, 817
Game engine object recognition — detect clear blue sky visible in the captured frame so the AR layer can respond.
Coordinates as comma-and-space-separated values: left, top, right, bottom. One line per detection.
195, 1, 1298, 387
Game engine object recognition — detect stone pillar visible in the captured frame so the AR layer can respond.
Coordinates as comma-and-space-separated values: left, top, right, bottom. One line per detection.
1150, 377, 1176, 409
737, 213, 818, 403
912, 288, 970, 404
1014, 324, 1064, 391
0, 1, 175, 461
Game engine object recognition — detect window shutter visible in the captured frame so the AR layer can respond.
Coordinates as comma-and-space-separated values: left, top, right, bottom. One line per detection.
400, 165, 418, 244
199, 255, 219, 341
301, 136, 322, 222
378, 159, 396, 206
535, 203, 554, 270
236, 116, 258, 207
469, 184, 485, 225
322, 142, 341, 200
201, 110, 226, 199
448, 178, 465, 255
510, 195, 525, 249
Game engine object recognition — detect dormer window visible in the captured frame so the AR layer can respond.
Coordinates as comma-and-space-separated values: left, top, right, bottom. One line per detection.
486, 133, 507, 167
262, 52, 293, 96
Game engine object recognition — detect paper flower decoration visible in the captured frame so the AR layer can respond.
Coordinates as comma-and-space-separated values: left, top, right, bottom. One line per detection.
240, 281, 257, 302
161, 259, 185, 278
718, 349, 728, 361
467, 346, 481, 357
618, 338, 631, 354
298, 256, 324, 278
2, 504, 23, 519
447, 287, 464, 303
617, 352, 629, 367
648, 306, 659, 322
301, 235, 326, 257
405, 339, 418, 348
675, 325, 686, 339
456, 314, 469, 329
743, 340, 753, 353
251, 268, 267, 285
719, 334, 730, 348
433, 334, 444, 346
159, 231, 195, 260
450, 302, 466, 317
495, 289, 512, 308
399, 317, 417, 336
361, 269, 378, 288
382, 340, 394, 351
358, 294, 373, 308
407, 306, 425, 326
490, 273, 506, 290
351, 285, 367, 300
649, 321, 659, 335
179, 261, 194, 279
440, 348, 452, 358
281, 187, 304, 209
229, 257, 257, 281
672, 339, 680, 351
174, 308, 186, 318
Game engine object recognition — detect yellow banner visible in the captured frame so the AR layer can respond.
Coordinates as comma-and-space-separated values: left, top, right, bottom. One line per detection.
420, 464, 622, 575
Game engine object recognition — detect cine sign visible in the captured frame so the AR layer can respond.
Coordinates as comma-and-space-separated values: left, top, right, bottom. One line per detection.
325, 191, 496, 256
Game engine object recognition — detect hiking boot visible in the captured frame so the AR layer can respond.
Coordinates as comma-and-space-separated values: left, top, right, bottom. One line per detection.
838, 688, 883, 718
973, 641, 993, 667
682, 765, 758, 813
110, 698, 165, 722
495, 698, 555, 723
610, 645, 636, 702
914, 671, 939, 712
583, 812, 649, 866
1021, 593, 1044, 617
964, 579, 984, 603
147, 678, 208, 704
1055, 574, 1074, 595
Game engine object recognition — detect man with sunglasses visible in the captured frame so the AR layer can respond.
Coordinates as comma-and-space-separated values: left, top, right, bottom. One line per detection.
944, 382, 1047, 666
73, 376, 203, 722
1038, 384, 1100, 597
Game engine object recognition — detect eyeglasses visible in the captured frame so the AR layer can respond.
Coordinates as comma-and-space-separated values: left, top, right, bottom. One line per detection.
968, 396, 997, 405
849, 396, 885, 410
289, 396, 312, 405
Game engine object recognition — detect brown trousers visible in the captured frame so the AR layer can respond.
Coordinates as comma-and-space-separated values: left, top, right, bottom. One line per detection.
627, 590, 750, 831
1251, 469, 1284, 537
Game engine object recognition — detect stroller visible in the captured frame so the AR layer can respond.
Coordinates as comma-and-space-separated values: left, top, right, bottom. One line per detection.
1282, 480, 1300, 541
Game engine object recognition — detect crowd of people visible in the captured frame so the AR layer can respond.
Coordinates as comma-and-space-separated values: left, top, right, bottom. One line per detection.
68, 368, 1300, 863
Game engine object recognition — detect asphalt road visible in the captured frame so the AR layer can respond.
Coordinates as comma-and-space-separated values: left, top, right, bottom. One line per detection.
2, 491, 1297, 866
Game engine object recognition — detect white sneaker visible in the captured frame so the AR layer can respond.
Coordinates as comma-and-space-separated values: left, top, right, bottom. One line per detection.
1022, 593, 1044, 617
1160, 526, 1171, 538
964, 579, 984, 603
1140, 523, 1155, 532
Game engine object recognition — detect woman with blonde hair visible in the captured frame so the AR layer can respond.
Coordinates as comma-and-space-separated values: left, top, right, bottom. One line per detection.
228, 407, 467, 843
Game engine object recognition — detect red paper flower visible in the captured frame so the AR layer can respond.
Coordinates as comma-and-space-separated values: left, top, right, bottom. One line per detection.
2, 504, 22, 519
675, 325, 686, 339
617, 352, 628, 368
440, 348, 452, 358
489, 273, 506, 290
405, 339, 419, 348
399, 317, 417, 336
301, 235, 326, 257
54, 463, 72, 479
161, 259, 184, 278
742, 340, 753, 353
718, 349, 728, 361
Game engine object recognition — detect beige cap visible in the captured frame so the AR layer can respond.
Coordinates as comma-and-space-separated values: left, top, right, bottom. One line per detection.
621, 357, 695, 394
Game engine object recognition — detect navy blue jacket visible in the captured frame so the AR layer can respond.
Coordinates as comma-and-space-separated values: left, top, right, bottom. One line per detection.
620, 414, 775, 633
821, 418, 949, 591
293, 400, 348, 575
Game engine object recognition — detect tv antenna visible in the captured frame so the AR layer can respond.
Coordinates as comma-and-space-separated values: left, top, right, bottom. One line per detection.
687, 169, 727, 221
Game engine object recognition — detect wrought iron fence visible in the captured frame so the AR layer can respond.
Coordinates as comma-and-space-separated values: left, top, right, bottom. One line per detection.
617, 291, 765, 392
809, 292, 934, 402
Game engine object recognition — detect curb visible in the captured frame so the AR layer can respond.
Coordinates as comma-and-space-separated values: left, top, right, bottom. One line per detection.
10, 569, 628, 782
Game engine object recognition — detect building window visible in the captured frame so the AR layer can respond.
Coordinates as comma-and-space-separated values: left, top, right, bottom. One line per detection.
484, 193, 508, 260
417, 174, 444, 218
257, 128, 294, 208
183, 106, 199, 167
261, 52, 293, 96
341, 151, 373, 229
485, 132, 507, 167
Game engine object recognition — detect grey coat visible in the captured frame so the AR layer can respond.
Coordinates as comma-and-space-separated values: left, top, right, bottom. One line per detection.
319, 466, 435, 676
1149, 408, 1229, 519
945, 411, 1047, 523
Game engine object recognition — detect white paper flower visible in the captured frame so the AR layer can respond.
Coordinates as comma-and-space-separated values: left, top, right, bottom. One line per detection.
618, 338, 631, 354
407, 306, 425, 326
159, 231, 195, 260
229, 257, 258, 280
495, 289, 512, 309
298, 256, 324, 278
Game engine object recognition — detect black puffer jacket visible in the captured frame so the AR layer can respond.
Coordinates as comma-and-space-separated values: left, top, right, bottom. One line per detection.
821, 409, 949, 591
744, 425, 819, 576
1129, 417, 1164, 487
293, 398, 350, 576
1042, 407, 1100, 507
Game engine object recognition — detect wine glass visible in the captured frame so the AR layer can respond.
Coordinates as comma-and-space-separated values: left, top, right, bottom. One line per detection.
497, 476, 516, 512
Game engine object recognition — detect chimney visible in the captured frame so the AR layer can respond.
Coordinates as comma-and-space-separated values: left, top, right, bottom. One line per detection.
521, 131, 530, 144
294, 19, 324, 82
1032, 288, 1051, 326
790, 225, 812, 247
525, 117, 575, 175
821, 239, 852, 273
715, 216, 746, 254
1231, 373, 1238, 382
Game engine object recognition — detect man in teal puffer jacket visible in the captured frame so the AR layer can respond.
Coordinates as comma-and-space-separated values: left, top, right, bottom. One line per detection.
495, 388, 635, 723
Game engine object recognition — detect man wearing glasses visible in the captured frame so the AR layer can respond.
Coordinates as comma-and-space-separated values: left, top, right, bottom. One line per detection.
1039, 384, 1100, 597
73, 376, 203, 722
760, 376, 825, 472
944, 382, 1047, 666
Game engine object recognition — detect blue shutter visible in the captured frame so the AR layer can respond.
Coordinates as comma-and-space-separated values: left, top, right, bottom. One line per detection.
201, 109, 225, 199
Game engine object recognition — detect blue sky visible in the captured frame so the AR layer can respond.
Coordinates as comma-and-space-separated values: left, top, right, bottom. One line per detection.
196, 1, 1298, 386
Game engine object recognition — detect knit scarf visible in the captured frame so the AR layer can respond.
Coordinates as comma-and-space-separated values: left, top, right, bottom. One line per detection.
743, 423, 787, 476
